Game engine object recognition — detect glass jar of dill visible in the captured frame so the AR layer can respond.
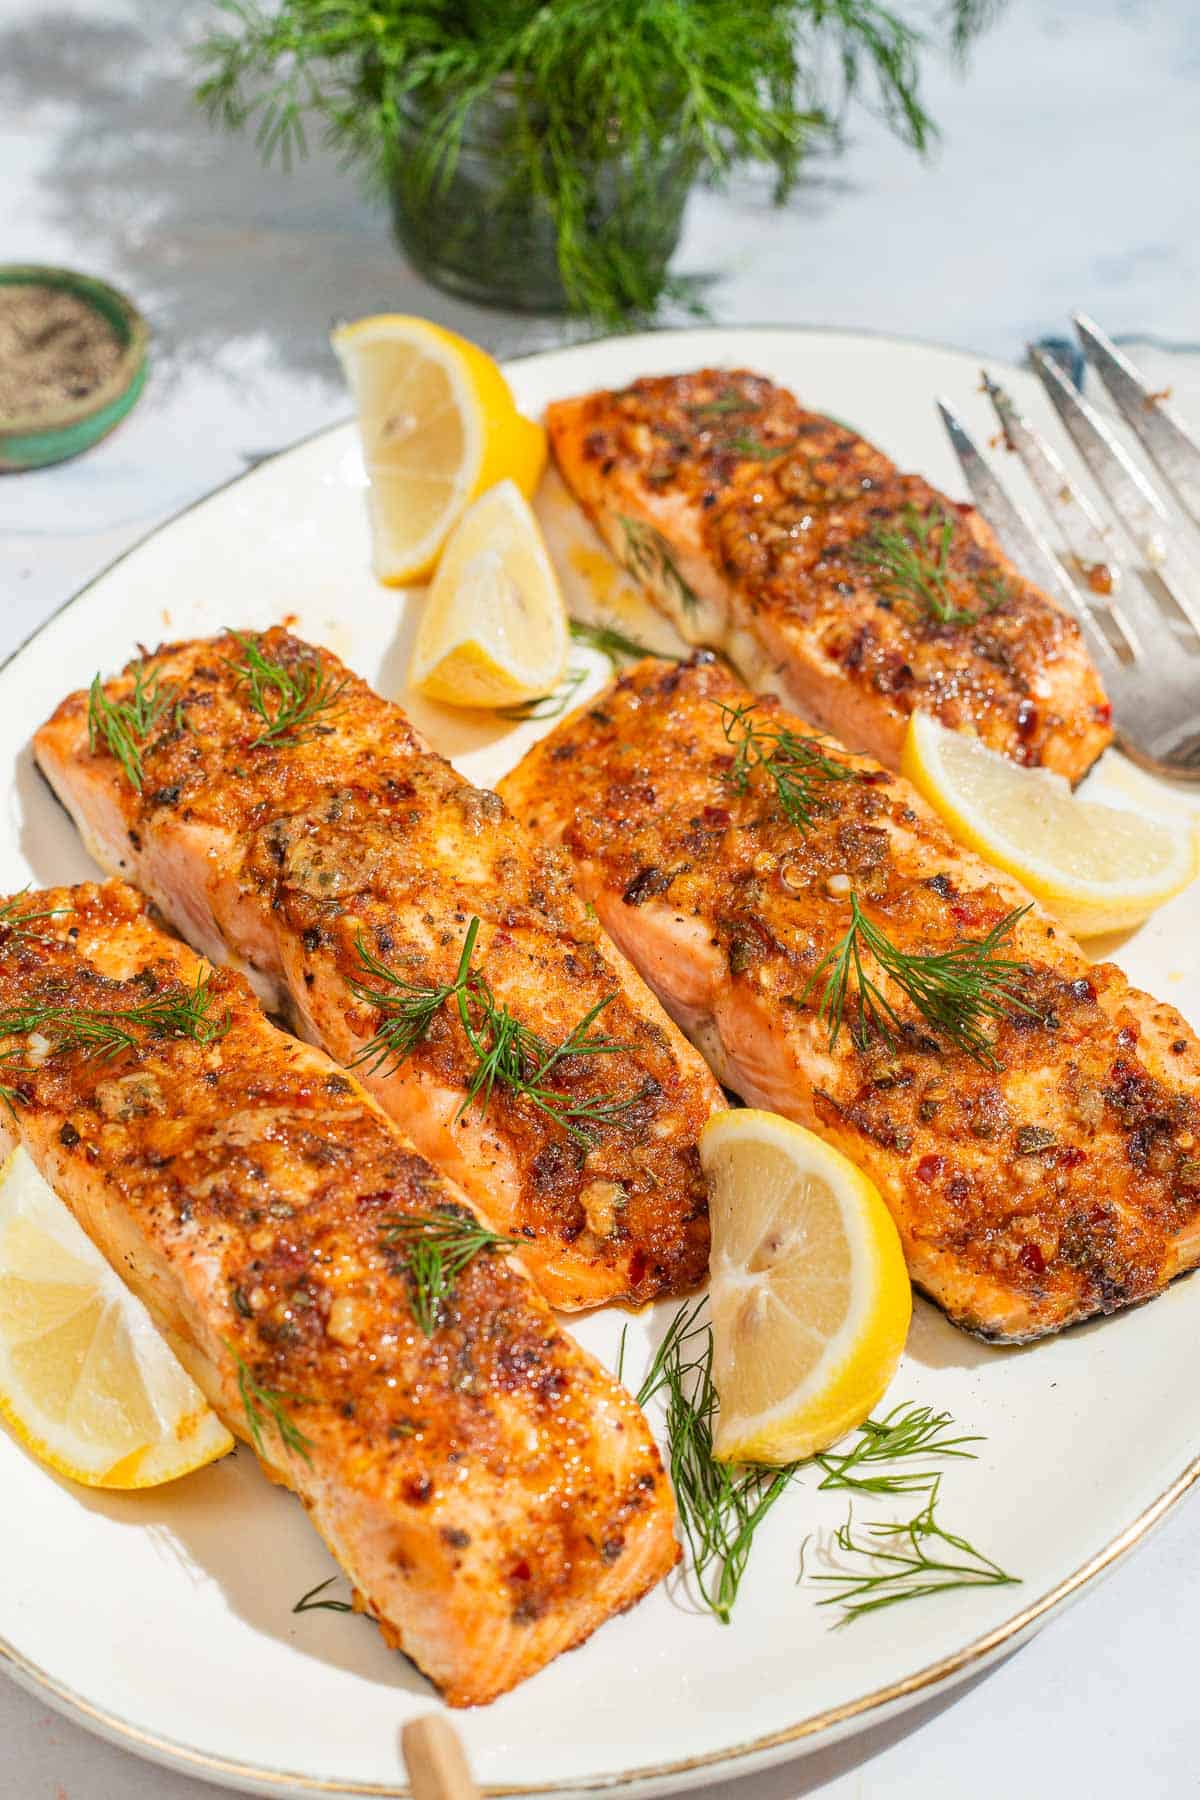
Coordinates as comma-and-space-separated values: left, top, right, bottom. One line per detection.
389, 78, 696, 315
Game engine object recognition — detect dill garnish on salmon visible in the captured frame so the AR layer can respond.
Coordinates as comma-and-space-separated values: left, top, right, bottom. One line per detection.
0, 881, 679, 1705
34, 629, 722, 1313
547, 369, 1113, 783
501, 655, 1200, 1343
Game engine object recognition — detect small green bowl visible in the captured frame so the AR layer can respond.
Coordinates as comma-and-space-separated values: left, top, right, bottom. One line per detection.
0, 264, 149, 473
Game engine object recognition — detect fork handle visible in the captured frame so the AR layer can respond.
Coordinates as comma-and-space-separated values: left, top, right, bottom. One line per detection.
401, 1714, 481, 1800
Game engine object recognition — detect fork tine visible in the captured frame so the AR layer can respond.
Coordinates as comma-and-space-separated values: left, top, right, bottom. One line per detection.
1074, 313, 1200, 529
979, 374, 1146, 662
1030, 347, 1200, 640
936, 399, 1118, 668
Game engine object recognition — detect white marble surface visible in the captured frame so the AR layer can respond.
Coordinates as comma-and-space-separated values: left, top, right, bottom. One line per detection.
2, 0, 1199, 1793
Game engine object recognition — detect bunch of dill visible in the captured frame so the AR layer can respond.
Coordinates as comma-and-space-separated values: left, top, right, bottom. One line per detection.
195, 1, 1001, 324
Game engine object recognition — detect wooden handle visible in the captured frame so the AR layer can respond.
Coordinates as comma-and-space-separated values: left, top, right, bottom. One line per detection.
401, 1713, 481, 1800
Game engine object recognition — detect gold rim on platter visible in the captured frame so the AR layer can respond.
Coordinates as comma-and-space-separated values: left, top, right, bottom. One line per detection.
2, 326, 1196, 1799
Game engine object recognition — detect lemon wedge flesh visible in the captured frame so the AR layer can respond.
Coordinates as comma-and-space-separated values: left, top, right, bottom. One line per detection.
0, 1147, 233, 1487
902, 711, 1198, 938
409, 479, 569, 708
332, 314, 546, 586
700, 1110, 910, 1466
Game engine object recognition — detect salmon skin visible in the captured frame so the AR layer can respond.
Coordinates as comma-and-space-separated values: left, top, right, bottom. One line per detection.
33, 630, 720, 1312
547, 369, 1113, 784
0, 882, 678, 1705
501, 655, 1200, 1342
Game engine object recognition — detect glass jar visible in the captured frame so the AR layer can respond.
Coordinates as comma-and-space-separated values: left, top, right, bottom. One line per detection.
388, 79, 695, 315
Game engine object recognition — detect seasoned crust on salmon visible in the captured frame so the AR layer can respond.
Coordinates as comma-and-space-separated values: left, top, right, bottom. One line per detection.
501, 655, 1200, 1343
0, 881, 678, 1706
33, 631, 721, 1312
547, 368, 1113, 784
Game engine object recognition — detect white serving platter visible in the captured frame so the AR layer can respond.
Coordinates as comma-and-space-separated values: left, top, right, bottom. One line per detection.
1, 327, 1197, 1799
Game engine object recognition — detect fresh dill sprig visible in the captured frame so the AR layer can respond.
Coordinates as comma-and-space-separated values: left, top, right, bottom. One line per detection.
228, 631, 348, 747
497, 664, 589, 723
800, 893, 1038, 1066
0, 890, 62, 947
569, 617, 678, 668
728, 432, 797, 461
0, 970, 231, 1064
816, 1403, 983, 1496
347, 936, 460, 1076
849, 504, 979, 627
499, 619, 679, 722
87, 664, 175, 791
380, 1205, 521, 1337
0, 1049, 27, 1117
812, 1478, 1017, 1621
718, 699, 857, 834
690, 392, 746, 418
196, 3, 998, 327
293, 1577, 354, 1614
231, 1347, 314, 1465
618, 515, 700, 616
454, 933, 633, 1144
349, 917, 634, 1144
638, 1300, 800, 1622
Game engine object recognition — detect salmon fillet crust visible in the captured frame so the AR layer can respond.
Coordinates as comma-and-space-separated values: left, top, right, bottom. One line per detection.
548, 368, 1113, 784
33, 630, 721, 1312
501, 655, 1200, 1342
0, 882, 678, 1705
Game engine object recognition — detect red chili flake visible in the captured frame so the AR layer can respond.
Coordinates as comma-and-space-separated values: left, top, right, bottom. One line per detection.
1059, 1146, 1087, 1170
1095, 700, 1113, 726
1015, 699, 1039, 739
1018, 1242, 1046, 1276
1117, 1025, 1139, 1048
916, 1154, 945, 1185
509, 1559, 532, 1583
701, 805, 731, 828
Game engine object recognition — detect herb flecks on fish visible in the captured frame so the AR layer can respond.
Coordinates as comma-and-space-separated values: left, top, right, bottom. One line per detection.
718, 699, 858, 834
0, 970, 231, 1065
87, 663, 176, 791
801, 894, 1038, 1066
232, 1348, 314, 1465
380, 1207, 521, 1337
618, 514, 701, 616
849, 504, 981, 627
228, 631, 348, 747
350, 916, 635, 1144
0, 889, 63, 948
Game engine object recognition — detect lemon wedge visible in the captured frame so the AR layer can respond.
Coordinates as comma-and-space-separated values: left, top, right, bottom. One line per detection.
700, 1110, 910, 1466
409, 479, 569, 708
902, 711, 1198, 938
332, 314, 546, 585
0, 1147, 233, 1487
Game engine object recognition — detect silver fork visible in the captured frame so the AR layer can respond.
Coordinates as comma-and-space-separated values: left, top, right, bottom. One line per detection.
937, 315, 1200, 781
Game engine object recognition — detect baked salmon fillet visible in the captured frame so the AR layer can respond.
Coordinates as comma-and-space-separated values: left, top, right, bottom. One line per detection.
547, 369, 1112, 783
33, 630, 720, 1312
500, 656, 1200, 1342
0, 881, 678, 1705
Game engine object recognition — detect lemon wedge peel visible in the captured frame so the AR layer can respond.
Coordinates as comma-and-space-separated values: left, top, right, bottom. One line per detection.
0, 1147, 233, 1489
700, 1109, 911, 1467
409, 479, 569, 709
331, 314, 546, 586
902, 712, 1199, 939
